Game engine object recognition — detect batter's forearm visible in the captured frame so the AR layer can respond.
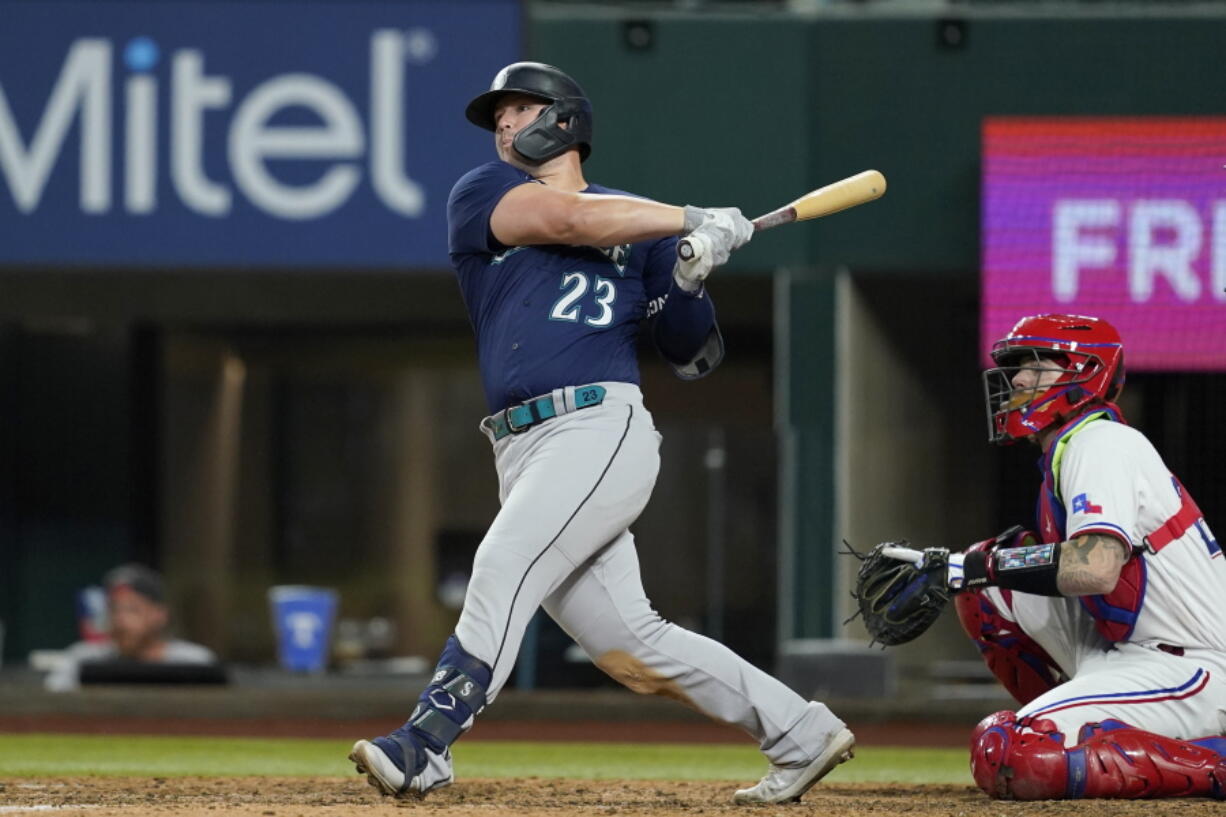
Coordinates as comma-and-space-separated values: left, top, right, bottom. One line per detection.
491, 183, 688, 248
566, 194, 686, 246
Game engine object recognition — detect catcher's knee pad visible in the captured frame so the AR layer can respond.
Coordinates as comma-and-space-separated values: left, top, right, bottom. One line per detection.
971, 713, 1226, 800
407, 634, 491, 752
971, 711, 1069, 800
955, 589, 1061, 706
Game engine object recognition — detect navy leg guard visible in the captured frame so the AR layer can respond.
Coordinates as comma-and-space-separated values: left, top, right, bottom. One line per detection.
410, 634, 492, 751
373, 635, 491, 776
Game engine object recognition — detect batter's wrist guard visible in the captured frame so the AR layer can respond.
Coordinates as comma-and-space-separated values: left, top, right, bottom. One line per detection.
667, 324, 724, 381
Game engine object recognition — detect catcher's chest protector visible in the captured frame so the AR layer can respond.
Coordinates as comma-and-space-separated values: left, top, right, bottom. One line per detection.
1039, 410, 1214, 645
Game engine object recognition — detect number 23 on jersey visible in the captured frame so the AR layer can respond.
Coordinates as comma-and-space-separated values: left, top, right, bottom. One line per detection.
549, 271, 617, 328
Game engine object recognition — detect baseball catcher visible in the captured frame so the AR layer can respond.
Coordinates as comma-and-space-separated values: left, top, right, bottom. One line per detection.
850, 314, 1226, 801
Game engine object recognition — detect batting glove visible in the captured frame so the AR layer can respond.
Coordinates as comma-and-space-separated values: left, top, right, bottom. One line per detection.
673, 231, 714, 292
683, 206, 754, 250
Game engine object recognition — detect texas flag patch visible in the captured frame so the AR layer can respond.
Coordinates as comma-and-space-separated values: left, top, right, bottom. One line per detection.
1071, 493, 1103, 515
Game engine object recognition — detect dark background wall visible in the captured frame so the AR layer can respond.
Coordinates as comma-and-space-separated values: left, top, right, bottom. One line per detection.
532, 9, 1226, 273
532, 7, 1226, 640
1, 4, 1223, 669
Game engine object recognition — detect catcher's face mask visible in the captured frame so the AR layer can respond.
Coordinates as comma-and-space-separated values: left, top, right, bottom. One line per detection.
982, 313, 1124, 444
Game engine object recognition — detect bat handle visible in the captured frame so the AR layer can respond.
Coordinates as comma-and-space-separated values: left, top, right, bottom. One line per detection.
753, 207, 796, 232
677, 231, 719, 264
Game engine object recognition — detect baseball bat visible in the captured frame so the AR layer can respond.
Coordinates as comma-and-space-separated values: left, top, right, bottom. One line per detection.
677, 169, 887, 261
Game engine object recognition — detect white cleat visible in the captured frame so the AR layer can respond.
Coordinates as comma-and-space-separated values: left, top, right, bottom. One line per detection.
349, 739, 454, 799
733, 726, 856, 804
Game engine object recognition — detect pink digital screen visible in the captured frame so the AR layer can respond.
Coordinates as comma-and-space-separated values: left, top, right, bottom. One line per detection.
982, 118, 1226, 370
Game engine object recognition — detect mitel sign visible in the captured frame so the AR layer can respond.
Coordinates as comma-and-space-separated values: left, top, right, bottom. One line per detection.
0, 1, 519, 268
982, 118, 1226, 370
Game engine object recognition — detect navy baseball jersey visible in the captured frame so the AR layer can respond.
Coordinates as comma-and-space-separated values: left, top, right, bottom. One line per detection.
448, 161, 715, 413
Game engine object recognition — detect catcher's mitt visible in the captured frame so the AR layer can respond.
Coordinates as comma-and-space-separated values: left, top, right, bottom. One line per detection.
845, 541, 951, 647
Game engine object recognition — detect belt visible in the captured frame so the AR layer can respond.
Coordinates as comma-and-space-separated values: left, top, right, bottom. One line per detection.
481, 384, 607, 441
1157, 643, 1185, 657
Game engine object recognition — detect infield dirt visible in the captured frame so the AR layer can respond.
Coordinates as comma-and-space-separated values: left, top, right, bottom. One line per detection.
3, 778, 1224, 816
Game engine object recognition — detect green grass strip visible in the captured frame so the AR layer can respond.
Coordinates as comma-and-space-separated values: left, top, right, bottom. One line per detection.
0, 734, 970, 784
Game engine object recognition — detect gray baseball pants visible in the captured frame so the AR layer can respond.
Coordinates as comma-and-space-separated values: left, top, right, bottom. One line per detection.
454, 381, 845, 765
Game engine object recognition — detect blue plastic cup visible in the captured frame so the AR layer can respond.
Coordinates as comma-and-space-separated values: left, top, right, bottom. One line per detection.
268, 585, 338, 673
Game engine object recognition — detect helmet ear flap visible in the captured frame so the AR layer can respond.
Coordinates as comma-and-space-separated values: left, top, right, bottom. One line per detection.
511, 98, 592, 164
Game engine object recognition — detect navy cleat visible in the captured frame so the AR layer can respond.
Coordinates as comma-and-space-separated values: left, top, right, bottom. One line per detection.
349, 634, 491, 799
349, 727, 454, 799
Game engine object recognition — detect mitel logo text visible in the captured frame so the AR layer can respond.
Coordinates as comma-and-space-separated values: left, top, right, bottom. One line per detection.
0, 30, 434, 220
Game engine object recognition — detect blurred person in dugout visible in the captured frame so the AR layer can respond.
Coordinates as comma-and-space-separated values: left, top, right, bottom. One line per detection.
44, 564, 217, 692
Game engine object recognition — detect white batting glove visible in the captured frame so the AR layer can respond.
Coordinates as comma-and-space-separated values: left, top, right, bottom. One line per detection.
676, 205, 752, 264
675, 206, 753, 291
683, 206, 754, 250
673, 231, 714, 292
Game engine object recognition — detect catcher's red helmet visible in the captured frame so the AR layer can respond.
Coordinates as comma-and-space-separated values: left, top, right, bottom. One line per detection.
983, 314, 1125, 444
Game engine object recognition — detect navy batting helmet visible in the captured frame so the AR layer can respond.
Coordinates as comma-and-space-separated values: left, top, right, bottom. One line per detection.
465, 62, 593, 163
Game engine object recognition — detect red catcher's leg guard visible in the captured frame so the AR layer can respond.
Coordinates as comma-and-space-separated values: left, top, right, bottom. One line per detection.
1069, 728, 1226, 799
955, 588, 1061, 706
970, 712, 1226, 800
970, 711, 1068, 799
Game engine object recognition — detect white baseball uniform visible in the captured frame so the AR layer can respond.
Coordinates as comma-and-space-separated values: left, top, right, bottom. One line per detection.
984, 416, 1226, 744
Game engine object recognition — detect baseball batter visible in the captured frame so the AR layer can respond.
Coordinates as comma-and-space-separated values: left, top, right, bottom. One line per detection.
348, 61, 854, 805
881, 313, 1226, 799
